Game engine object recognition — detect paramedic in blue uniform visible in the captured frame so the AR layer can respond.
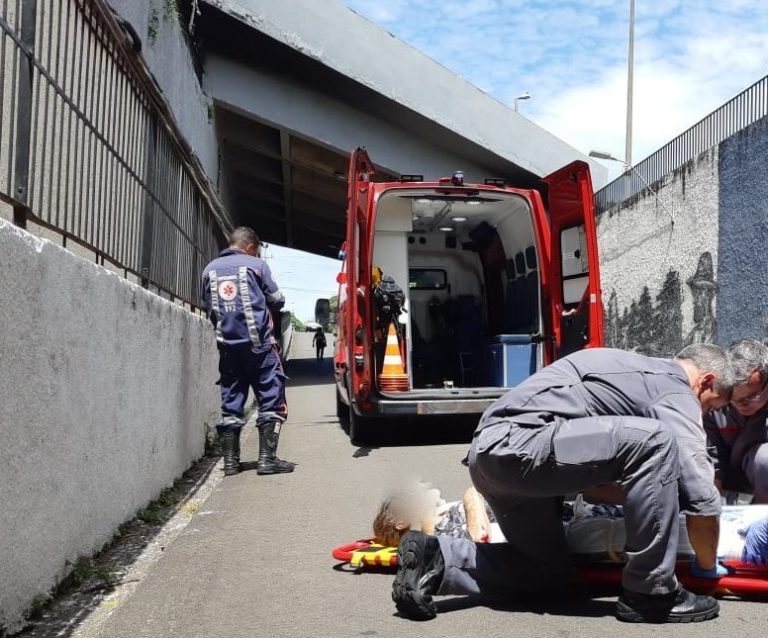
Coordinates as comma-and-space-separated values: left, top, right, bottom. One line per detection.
704, 339, 768, 502
201, 226, 295, 476
392, 345, 735, 624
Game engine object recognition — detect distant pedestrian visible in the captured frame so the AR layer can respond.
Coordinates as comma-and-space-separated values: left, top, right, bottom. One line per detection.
201, 226, 295, 476
313, 327, 327, 361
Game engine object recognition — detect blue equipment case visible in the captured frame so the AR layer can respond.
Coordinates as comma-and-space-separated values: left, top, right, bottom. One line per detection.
486, 334, 537, 387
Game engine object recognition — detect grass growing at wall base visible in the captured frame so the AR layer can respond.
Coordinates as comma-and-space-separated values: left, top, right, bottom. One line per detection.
14, 449, 220, 634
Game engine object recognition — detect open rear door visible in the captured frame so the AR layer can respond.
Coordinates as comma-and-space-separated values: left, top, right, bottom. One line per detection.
344, 148, 376, 400
542, 161, 604, 359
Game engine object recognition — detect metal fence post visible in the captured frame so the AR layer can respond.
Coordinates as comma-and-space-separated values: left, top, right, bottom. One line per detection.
12, 0, 37, 229
139, 115, 158, 287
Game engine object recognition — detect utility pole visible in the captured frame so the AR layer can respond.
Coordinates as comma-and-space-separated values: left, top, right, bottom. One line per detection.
625, 0, 635, 170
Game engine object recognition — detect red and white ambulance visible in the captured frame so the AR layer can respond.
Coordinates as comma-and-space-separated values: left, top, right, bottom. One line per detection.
335, 148, 604, 443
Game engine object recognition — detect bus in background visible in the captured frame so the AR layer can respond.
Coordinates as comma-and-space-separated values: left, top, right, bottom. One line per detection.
334, 147, 604, 443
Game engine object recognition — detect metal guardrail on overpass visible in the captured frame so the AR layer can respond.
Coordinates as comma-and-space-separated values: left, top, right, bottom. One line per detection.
595, 74, 768, 213
0, 0, 229, 308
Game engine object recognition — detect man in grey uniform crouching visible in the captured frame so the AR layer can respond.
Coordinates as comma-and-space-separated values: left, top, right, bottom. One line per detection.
392, 345, 734, 623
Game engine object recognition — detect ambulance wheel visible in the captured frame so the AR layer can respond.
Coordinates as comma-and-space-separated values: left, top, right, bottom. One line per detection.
349, 409, 372, 446
336, 388, 349, 424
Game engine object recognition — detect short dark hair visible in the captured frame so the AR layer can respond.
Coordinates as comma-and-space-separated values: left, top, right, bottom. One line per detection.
728, 339, 768, 386
229, 226, 259, 250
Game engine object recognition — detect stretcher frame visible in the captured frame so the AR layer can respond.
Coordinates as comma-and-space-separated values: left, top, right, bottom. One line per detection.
332, 539, 768, 598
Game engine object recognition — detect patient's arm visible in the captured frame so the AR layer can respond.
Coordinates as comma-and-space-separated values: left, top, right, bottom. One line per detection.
464, 487, 492, 542
582, 483, 625, 505
686, 514, 719, 570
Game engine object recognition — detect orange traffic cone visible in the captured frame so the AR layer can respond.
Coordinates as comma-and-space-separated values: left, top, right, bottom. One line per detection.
378, 322, 409, 392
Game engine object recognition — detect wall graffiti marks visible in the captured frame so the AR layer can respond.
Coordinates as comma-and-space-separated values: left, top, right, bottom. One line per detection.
685, 251, 717, 346
604, 252, 716, 357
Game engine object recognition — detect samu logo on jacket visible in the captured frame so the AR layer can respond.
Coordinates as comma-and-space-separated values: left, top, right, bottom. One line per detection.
218, 278, 238, 302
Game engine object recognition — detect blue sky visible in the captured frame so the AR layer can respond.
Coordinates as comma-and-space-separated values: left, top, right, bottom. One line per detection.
270, 0, 768, 321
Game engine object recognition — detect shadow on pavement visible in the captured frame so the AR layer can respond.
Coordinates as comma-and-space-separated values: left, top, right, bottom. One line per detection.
284, 356, 334, 387
432, 592, 618, 619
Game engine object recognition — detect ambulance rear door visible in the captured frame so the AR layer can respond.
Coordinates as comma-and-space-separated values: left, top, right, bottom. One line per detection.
343, 147, 376, 402
541, 160, 604, 359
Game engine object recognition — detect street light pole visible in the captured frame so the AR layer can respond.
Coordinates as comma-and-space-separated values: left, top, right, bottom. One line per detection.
514, 92, 531, 112
625, 0, 635, 169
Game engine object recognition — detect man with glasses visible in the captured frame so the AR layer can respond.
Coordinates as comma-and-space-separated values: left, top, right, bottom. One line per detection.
704, 339, 768, 503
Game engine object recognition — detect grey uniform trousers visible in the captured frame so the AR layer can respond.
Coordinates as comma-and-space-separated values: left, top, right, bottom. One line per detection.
437, 416, 682, 597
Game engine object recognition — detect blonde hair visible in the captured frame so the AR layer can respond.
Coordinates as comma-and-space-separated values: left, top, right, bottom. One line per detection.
372, 498, 409, 547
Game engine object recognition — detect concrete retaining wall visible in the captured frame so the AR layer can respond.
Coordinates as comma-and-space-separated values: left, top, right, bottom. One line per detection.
598, 115, 768, 355
0, 220, 220, 632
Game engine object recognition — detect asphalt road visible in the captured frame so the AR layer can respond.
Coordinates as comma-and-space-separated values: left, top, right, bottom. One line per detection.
67, 333, 768, 637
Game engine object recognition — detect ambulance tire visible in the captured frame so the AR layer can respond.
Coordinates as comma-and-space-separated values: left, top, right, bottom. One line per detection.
349, 408, 373, 446
336, 387, 349, 424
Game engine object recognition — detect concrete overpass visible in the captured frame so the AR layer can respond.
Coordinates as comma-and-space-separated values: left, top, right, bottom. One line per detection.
195, 0, 607, 258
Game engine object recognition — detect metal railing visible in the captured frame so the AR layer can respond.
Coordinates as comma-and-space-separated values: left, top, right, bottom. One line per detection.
0, 0, 228, 308
595, 74, 768, 213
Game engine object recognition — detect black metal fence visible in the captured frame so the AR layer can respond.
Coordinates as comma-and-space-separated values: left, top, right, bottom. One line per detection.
595, 74, 768, 213
0, 0, 228, 308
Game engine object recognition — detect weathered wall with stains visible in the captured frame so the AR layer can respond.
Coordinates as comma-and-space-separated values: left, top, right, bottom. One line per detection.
0, 220, 219, 632
597, 116, 768, 355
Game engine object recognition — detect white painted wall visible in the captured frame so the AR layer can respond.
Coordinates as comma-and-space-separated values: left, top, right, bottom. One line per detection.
0, 220, 220, 632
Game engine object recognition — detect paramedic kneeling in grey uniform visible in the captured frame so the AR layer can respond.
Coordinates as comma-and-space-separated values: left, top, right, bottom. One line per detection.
392, 345, 735, 624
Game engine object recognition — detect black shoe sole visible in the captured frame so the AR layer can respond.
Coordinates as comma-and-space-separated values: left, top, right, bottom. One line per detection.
256, 465, 295, 475
616, 601, 720, 623
392, 535, 438, 621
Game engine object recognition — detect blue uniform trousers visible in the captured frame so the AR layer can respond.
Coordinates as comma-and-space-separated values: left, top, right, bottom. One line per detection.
217, 345, 287, 430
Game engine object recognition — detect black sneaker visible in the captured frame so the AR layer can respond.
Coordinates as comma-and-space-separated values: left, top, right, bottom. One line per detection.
616, 586, 719, 623
391, 531, 445, 620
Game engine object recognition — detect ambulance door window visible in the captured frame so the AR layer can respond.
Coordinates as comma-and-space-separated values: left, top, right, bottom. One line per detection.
560, 225, 588, 305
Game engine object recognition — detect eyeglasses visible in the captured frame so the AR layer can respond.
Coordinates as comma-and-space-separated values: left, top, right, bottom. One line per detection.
732, 377, 768, 407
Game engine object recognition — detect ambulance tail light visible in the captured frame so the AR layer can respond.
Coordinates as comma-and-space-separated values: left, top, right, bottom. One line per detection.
357, 386, 371, 403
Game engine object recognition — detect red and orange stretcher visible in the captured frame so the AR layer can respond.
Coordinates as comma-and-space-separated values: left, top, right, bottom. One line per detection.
332, 539, 768, 599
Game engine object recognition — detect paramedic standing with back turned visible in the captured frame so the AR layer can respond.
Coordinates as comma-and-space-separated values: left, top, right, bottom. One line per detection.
202, 226, 295, 476
392, 345, 734, 624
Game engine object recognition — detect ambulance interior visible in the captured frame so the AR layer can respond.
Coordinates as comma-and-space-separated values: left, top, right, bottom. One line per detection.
372, 189, 544, 390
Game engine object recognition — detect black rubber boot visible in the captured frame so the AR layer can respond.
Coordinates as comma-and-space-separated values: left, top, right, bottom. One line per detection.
392, 531, 445, 621
616, 586, 719, 623
256, 421, 295, 475
218, 429, 241, 476
233, 427, 241, 466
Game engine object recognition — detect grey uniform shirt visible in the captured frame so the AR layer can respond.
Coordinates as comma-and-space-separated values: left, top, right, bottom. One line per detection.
477, 348, 721, 516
